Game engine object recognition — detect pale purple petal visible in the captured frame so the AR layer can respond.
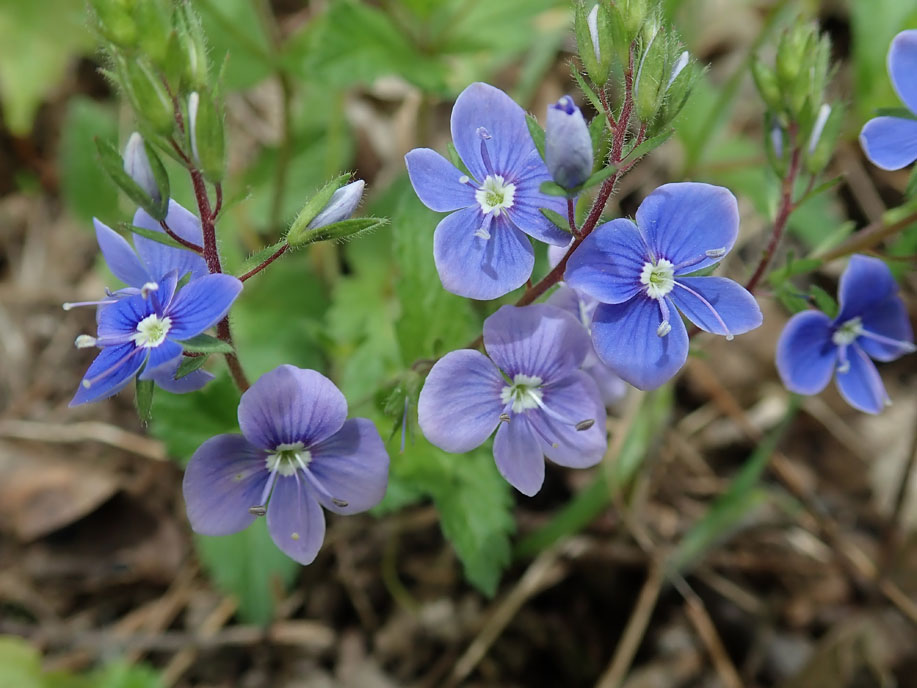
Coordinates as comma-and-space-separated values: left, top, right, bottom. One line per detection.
451, 82, 534, 181
483, 304, 590, 382
150, 358, 214, 393
859, 116, 917, 171
135, 200, 204, 245
493, 414, 545, 496
166, 274, 242, 340
238, 365, 348, 451
433, 206, 534, 300
859, 298, 914, 361
529, 370, 607, 468
591, 296, 689, 390
775, 310, 836, 395
671, 276, 762, 336
267, 475, 326, 565
564, 219, 647, 304
835, 344, 888, 414
506, 149, 573, 246
405, 148, 476, 212
94, 218, 151, 287
306, 418, 389, 515
635, 182, 739, 270
548, 241, 574, 270
836, 255, 898, 322
889, 30, 917, 114
418, 349, 504, 453
133, 201, 208, 282
182, 434, 269, 536
70, 343, 148, 406
138, 339, 183, 379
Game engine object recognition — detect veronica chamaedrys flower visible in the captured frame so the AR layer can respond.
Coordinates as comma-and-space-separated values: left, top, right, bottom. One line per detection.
564, 182, 762, 390
418, 304, 607, 496
70, 270, 242, 405
404, 82, 569, 300
777, 255, 915, 414
182, 365, 389, 565
860, 30, 917, 170
545, 96, 593, 189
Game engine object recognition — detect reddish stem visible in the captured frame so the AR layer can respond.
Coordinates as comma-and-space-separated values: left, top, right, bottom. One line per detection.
212, 183, 223, 221
598, 88, 617, 130
567, 197, 578, 235
239, 244, 289, 282
159, 220, 203, 253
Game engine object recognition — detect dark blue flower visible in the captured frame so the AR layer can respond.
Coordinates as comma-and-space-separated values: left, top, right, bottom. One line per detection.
777, 255, 915, 414
860, 30, 917, 170
564, 182, 762, 390
405, 82, 569, 300
418, 304, 607, 496
182, 365, 389, 565
70, 270, 242, 406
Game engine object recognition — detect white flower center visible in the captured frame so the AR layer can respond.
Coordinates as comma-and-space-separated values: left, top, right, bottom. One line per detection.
133, 314, 172, 348
500, 373, 543, 413
476, 175, 516, 215
640, 259, 675, 299
832, 317, 862, 346
266, 442, 311, 477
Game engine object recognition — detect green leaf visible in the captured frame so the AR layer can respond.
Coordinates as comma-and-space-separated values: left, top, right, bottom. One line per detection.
808, 284, 839, 319
570, 64, 604, 115
135, 379, 154, 426
624, 129, 675, 162
578, 163, 618, 192
175, 354, 209, 379
767, 254, 823, 287
59, 97, 119, 223
120, 223, 192, 251
795, 175, 844, 208
195, 517, 300, 625
775, 283, 810, 314
525, 113, 546, 159
237, 239, 286, 276
446, 142, 474, 178
290, 217, 389, 248
668, 397, 801, 574
872, 107, 917, 120
539, 180, 570, 197
178, 334, 234, 354
540, 208, 571, 233
96, 139, 167, 220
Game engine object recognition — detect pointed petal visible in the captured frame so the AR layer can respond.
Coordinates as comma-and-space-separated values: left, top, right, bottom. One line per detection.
836, 255, 898, 322
835, 344, 889, 414
306, 418, 389, 515
138, 339, 183, 379
484, 304, 590, 381
134, 200, 204, 245
493, 414, 545, 496
546, 285, 598, 327
451, 82, 535, 181
775, 310, 836, 395
635, 182, 739, 269
530, 371, 607, 468
591, 297, 689, 390
267, 475, 326, 565
97, 292, 154, 338
506, 150, 573, 246
182, 434, 269, 536
405, 148, 476, 212
418, 349, 504, 453
70, 343, 147, 406
889, 30, 917, 114
671, 276, 762, 336
94, 218, 150, 288
166, 274, 242, 340
564, 219, 647, 304
150, 358, 214, 394
858, 116, 917, 171
133, 235, 209, 284
859, 297, 915, 361
238, 365, 347, 451
433, 206, 534, 300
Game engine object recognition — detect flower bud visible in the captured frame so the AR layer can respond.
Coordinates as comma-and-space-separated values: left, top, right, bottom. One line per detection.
174, 1, 209, 88
545, 96, 593, 189
620, 0, 648, 37
307, 181, 365, 229
133, 0, 172, 67
188, 90, 225, 183
750, 58, 782, 112
805, 102, 843, 176
123, 133, 161, 205
587, 5, 601, 63
575, 3, 613, 84
122, 57, 174, 135
634, 31, 668, 122
765, 115, 788, 177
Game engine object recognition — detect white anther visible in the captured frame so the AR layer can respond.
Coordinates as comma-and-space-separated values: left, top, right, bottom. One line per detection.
75, 335, 97, 349
657, 321, 672, 337
705, 247, 726, 258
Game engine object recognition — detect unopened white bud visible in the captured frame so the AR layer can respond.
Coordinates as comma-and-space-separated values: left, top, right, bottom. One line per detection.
587, 4, 601, 63
188, 91, 200, 164
307, 180, 365, 229
123, 133, 160, 204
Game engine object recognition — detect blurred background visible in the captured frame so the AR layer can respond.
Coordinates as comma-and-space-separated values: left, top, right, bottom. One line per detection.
1, 0, 916, 686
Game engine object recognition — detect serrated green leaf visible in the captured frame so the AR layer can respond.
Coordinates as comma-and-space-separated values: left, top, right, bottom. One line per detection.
179, 334, 234, 354
525, 113, 546, 159
135, 379, 154, 426
808, 284, 839, 319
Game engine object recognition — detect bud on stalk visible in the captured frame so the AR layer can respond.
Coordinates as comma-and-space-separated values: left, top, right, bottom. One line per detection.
545, 96, 593, 189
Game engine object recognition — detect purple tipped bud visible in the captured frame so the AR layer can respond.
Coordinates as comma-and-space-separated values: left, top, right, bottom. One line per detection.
545, 96, 593, 189
123, 133, 160, 205
308, 180, 365, 229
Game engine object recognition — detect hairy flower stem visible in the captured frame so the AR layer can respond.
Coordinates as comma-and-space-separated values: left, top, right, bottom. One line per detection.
159, 220, 203, 253
240, 244, 289, 282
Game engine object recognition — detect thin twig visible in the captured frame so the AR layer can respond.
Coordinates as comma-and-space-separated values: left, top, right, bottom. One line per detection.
676, 580, 744, 688
0, 419, 166, 461
239, 244, 289, 282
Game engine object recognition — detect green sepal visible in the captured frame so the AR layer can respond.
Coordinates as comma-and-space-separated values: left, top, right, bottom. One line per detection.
907, 166, 917, 199
238, 239, 286, 275
121, 56, 174, 135
750, 58, 782, 113
804, 103, 843, 176
289, 217, 389, 248
589, 114, 609, 164
540, 208, 572, 233
775, 283, 810, 314
446, 142, 474, 178
176, 354, 209, 379
525, 113, 546, 159
873, 107, 917, 121
808, 284, 838, 319
570, 64, 605, 117
578, 163, 618, 192
96, 138, 169, 220
175, 0, 210, 89
624, 128, 674, 162
795, 175, 843, 209
133, 0, 172, 67
191, 89, 225, 183
634, 30, 668, 122
767, 253, 822, 287
539, 181, 572, 197
179, 334, 234, 354
286, 174, 352, 246
135, 378, 154, 426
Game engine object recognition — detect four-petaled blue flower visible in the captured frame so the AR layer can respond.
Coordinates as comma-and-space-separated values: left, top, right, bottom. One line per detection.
859, 30, 917, 170
418, 304, 607, 496
405, 82, 569, 300
564, 182, 763, 390
182, 365, 390, 565
70, 269, 242, 405
777, 255, 915, 414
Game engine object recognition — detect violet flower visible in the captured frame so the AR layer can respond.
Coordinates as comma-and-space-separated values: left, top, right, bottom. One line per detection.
405, 82, 569, 300
182, 365, 389, 565
860, 30, 917, 170
418, 304, 607, 496
564, 182, 762, 390
70, 270, 242, 405
777, 255, 915, 414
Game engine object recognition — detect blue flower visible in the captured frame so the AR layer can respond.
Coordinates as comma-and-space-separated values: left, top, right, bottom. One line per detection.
564, 182, 763, 390
859, 30, 917, 170
405, 82, 569, 300
70, 270, 242, 406
776, 255, 915, 414
182, 365, 389, 565
418, 304, 607, 496
545, 96, 593, 189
